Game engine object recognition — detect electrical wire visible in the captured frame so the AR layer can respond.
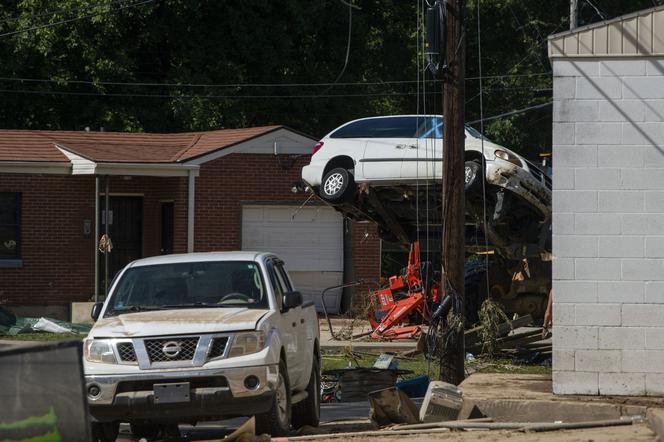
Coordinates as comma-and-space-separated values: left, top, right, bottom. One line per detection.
0, 0, 154, 39
0, 72, 551, 89
0, 86, 550, 100
467, 101, 552, 125
477, 0, 492, 312
313, 0, 353, 98
0, 0, 141, 25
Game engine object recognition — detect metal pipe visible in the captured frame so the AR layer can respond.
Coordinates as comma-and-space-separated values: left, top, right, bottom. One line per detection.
320, 280, 365, 340
94, 176, 99, 302
187, 169, 195, 253
104, 175, 109, 296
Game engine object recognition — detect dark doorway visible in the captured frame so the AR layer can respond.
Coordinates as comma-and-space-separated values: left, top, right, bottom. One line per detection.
99, 196, 143, 294
160, 202, 174, 255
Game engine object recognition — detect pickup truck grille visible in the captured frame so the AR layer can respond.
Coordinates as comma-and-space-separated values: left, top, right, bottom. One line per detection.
116, 342, 137, 362
208, 337, 229, 359
145, 337, 199, 362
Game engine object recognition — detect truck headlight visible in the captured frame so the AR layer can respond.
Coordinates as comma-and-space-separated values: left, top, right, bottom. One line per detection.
84, 339, 117, 364
229, 332, 265, 358
494, 149, 522, 166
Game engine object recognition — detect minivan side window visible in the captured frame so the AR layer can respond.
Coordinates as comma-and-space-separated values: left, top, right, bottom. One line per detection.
330, 117, 422, 138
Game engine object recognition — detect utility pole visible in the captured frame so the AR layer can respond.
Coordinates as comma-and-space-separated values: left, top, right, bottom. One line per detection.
570, 0, 578, 30
440, 0, 466, 385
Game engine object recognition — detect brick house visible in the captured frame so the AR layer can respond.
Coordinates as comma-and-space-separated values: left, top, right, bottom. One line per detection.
0, 126, 380, 320
549, 5, 664, 395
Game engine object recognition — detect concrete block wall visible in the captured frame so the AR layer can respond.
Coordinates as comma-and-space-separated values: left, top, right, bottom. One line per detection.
552, 58, 664, 396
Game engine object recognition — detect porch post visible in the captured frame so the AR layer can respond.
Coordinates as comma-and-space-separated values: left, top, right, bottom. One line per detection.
94, 176, 99, 302
187, 169, 195, 253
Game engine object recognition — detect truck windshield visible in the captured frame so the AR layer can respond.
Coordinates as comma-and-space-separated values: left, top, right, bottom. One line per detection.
105, 261, 268, 316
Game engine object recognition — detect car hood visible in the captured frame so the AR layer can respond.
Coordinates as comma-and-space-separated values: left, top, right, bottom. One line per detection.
89, 308, 269, 338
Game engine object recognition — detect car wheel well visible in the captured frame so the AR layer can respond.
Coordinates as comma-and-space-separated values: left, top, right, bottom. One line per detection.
324, 156, 354, 176
465, 151, 485, 165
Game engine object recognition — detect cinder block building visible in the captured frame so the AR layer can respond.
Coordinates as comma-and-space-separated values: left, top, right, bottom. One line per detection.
549, 5, 664, 395
0, 127, 380, 319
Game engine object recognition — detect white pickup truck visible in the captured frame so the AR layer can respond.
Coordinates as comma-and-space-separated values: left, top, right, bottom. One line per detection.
83, 252, 320, 441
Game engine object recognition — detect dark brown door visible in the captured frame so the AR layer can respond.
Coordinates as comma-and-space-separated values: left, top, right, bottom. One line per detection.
99, 196, 143, 293
160, 202, 174, 255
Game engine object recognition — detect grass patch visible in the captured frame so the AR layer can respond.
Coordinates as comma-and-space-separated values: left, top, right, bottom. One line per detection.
0, 332, 86, 341
322, 350, 551, 378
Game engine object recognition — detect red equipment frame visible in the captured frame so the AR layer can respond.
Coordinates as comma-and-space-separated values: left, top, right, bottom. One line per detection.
368, 241, 440, 340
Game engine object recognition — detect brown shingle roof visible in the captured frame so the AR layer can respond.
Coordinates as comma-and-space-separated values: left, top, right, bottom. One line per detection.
0, 126, 283, 163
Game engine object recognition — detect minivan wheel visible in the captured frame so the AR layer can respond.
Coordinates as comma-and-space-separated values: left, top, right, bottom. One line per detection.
464, 160, 483, 196
320, 167, 355, 203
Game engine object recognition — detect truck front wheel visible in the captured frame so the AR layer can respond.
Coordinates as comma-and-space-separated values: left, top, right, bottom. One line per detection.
292, 357, 321, 428
256, 359, 291, 436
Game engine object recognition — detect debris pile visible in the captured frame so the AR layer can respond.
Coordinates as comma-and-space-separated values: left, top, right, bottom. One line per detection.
0, 306, 90, 336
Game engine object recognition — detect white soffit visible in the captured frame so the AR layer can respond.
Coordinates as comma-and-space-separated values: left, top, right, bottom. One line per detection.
56, 145, 199, 177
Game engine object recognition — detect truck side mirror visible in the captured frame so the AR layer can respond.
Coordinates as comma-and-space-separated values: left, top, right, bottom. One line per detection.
282, 291, 303, 310
91, 302, 104, 321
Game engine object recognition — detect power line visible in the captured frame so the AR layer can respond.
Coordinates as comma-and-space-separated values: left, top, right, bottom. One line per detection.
0, 0, 139, 25
0, 72, 551, 89
0, 0, 154, 38
0, 85, 550, 100
0, 86, 552, 100
467, 101, 552, 125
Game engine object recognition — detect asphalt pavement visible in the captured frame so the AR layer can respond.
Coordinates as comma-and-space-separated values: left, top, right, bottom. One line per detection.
116, 401, 375, 440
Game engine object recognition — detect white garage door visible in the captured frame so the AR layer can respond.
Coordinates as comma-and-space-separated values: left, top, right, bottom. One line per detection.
241, 205, 344, 313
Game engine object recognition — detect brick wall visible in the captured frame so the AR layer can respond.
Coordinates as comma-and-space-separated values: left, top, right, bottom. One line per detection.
552, 58, 664, 396
0, 174, 184, 307
0, 154, 383, 310
194, 153, 382, 306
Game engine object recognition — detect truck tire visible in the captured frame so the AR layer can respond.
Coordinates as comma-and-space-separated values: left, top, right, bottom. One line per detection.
256, 359, 291, 436
292, 357, 321, 428
320, 167, 355, 203
91, 422, 119, 442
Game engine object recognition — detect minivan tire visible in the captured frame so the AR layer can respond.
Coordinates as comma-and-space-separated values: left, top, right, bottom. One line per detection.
320, 168, 355, 203
464, 160, 483, 195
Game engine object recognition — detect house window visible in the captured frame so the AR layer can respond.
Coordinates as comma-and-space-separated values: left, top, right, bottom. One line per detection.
0, 193, 21, 260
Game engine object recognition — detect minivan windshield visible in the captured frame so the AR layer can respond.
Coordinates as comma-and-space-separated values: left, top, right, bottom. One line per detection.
105, 261, 268, 316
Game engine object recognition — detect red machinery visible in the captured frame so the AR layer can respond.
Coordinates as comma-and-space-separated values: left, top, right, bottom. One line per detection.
368, 241, 441, 340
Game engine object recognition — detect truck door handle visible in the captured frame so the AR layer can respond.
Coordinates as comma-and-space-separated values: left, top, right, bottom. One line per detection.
300, 318, 305, 324
408, 144, 417, 149
395, 144, 406, 149
292, 322, 297, 327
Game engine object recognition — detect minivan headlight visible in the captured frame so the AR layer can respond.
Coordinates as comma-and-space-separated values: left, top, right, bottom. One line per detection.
494, 149, 522, 166
229, 332, 265, 358
84, 339, 117, 364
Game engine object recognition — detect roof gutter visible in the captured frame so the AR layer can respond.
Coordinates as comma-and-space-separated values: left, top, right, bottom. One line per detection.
0, 161, 71, 175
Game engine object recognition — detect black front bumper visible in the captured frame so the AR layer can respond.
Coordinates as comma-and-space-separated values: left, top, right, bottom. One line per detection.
89, 388, 274, 423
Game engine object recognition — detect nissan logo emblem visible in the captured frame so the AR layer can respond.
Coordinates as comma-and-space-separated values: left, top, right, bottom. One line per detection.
162, 341, 182, 358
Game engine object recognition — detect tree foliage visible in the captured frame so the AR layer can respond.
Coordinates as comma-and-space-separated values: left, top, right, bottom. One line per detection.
0, 0, 660, 157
